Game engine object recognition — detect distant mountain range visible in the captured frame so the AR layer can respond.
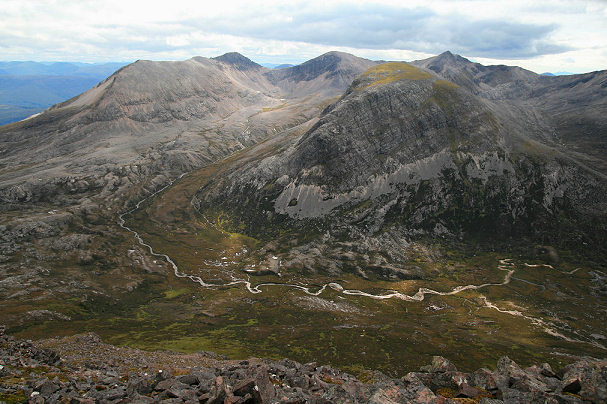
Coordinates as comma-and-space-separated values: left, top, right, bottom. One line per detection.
0, 59, 580, 127
0, 61, 127, 77
0, 61, 127, 125
541, 72, 574, 76
261, 63, 295, 69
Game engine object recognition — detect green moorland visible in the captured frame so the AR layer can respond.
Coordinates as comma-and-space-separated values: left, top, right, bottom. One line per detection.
7, 164, 606, 379
126, 166, 607, 376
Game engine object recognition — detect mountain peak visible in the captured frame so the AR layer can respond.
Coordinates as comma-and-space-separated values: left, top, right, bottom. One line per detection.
311, 51, 373, 65
297, 51, 375, 72
435, 51, 472, 65
408, 51, 476, 80
319, 50, 353, 58
213, 52, 261, 70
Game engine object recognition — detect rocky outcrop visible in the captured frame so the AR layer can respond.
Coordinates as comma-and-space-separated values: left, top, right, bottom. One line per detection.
0, 326, 605, 403
412, 51, 607, 173
195, 60, 607, 262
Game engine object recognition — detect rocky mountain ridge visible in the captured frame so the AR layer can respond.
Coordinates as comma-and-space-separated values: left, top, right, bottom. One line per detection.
265, 51, 379, 98
193, 58, 607, 272
0, 51, 375, 209
412, 51, 607, 171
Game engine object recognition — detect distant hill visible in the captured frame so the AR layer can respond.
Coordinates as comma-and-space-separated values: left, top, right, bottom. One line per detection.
0, 61, 127, 125
541, 71, 574, 76
0, 61, 126, 77
261, 63, 295, 69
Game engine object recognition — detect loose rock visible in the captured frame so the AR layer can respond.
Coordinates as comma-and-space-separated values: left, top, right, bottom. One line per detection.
0, 327, 604, 403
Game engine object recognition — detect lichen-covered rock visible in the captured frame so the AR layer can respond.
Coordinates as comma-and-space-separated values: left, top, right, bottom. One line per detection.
127, 376, 154, 396
1, 327, 605, 403
472, 367, 503, 392
429, 356, 458, 373
560, 358, 607, 402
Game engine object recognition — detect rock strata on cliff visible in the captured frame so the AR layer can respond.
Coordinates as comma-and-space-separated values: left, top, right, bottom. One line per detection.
195, 59, 607, 263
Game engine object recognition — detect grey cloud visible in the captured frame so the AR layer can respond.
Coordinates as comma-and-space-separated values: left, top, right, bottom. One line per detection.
446, 20, 572, 58
186, 4, 434, 50
179, 3, 571, 59
0, 2, 574, 62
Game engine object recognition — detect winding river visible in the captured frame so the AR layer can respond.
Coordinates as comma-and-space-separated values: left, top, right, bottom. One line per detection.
118, 174, 605, 350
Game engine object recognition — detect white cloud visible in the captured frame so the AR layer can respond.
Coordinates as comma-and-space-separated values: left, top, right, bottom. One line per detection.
0, 0, 605, 73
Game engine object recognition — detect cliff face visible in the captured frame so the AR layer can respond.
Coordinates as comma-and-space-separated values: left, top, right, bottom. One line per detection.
195, 61, 607, 260
412, 51, 607, 172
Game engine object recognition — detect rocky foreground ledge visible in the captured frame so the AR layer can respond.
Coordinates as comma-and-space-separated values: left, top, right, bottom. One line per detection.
0, 326, 605, 403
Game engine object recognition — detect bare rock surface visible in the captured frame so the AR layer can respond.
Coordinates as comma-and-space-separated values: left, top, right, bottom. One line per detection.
0, 51, 376, 211
412, 51, 607, 173
196, 57, 607, 268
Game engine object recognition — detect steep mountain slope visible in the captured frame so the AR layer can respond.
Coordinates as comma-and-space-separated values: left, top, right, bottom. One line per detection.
194, 60, 607, 271
265, 51, 378, 97
0, 51, 378, 334
413, 52, 607, 172
0, 52, 374, 207
412, 51, 541, 98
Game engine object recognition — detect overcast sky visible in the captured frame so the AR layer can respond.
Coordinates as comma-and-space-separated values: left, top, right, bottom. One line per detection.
1, 0, 606, 73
